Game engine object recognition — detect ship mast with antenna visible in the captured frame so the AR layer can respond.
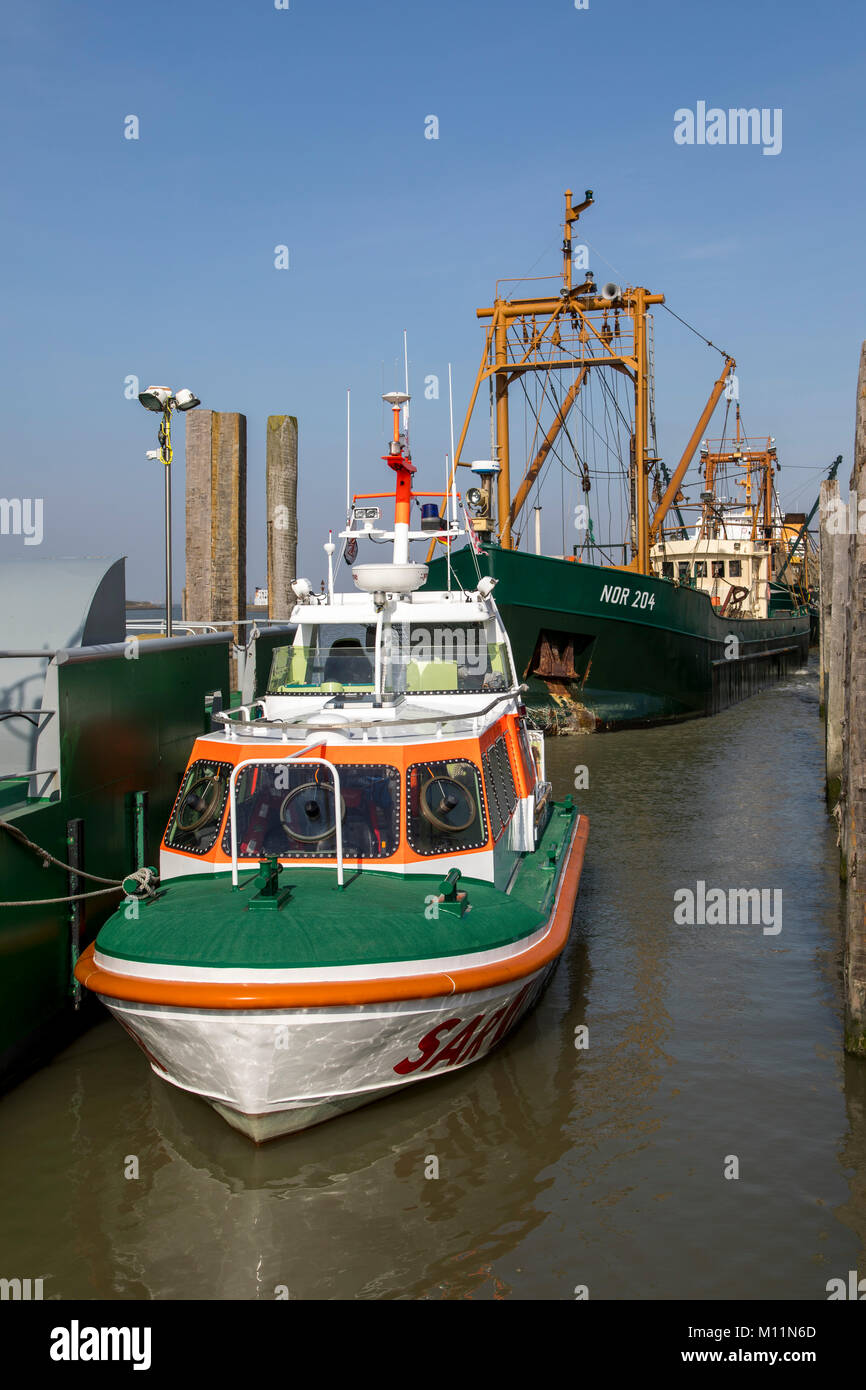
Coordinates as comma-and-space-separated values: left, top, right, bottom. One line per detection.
433, 188, 735, 575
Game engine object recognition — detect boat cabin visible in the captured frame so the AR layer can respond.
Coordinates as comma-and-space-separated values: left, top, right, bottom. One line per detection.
650, 517, 772, 618
159, 590, 550, 893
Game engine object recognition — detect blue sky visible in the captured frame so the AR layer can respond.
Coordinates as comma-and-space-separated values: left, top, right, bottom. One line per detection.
1, 0, 864, 595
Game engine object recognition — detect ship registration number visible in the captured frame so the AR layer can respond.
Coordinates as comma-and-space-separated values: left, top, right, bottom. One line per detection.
600, 583, 655, 609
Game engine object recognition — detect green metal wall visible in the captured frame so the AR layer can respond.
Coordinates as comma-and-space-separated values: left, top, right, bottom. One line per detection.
0, 639, 230, 1085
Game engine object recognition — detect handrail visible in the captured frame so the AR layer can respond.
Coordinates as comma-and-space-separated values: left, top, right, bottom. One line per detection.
215, 685, 529, 738
0, 650, 58, 659
228, 752, 344, 890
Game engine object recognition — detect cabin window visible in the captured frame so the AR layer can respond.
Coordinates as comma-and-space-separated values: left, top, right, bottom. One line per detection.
694, 561, 707, 578
677, 562, 690, 580
386, 624, 512, 695
712, 561, 725, 578
163, 760, 233, 855
728, 560, 742, 577
222, 763, 400, 860
482, 737, 518, 841
661, 561, 674, 578
268, 627, 377, 694
406, 759, 488, 855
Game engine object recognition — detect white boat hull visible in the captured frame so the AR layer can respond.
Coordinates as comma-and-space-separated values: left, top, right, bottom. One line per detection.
100, 966, 554, 1141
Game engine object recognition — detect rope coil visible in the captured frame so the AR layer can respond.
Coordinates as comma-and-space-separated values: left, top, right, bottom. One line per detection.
0, 819, 159, 908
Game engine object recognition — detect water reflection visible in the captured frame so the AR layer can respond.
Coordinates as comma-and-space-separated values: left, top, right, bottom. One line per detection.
2, 660, 865, 1298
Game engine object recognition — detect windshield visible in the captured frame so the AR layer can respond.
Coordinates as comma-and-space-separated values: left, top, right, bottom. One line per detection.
223, 762, 400, 859
268, 621, 513, 698
268, 625, 376, 694
163, 760, 232, 855
384, 624, 511, 695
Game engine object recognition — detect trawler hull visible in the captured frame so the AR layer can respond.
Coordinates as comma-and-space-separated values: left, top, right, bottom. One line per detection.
429, 546, 810, 731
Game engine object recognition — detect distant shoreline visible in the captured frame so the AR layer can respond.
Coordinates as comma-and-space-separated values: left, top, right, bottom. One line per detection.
125, 601, 271, 611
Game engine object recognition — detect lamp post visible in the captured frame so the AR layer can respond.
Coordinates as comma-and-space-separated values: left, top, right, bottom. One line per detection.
138, 386, 200, 637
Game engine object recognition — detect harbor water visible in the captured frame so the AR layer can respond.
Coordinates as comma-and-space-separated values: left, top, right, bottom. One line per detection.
2, 657, 864, 1300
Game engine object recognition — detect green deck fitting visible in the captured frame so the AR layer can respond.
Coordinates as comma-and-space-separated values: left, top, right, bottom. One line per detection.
95, 803, 579, 972
248, 856, 292, 913
435, 867, 469, 918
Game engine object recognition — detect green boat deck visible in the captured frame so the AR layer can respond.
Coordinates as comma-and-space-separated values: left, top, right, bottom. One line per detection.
96, 802, 578, 972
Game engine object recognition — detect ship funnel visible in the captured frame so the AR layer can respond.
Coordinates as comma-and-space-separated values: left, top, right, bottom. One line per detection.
600, 282, 622, 302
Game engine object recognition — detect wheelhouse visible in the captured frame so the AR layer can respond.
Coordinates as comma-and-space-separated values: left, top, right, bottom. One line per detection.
160, 710, 543, 885
268, 614, 515, 699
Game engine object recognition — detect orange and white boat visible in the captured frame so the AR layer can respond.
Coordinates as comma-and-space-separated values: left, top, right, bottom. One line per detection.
75, 393, 589, 1140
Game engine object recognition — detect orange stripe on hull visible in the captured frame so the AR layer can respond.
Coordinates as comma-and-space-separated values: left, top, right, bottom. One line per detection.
75, 816, 589, 1010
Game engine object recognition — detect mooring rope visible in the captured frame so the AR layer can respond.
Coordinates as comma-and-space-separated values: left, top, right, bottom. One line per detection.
0, 819, 158, 907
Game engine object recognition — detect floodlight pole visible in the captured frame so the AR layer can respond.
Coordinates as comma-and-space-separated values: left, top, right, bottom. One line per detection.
139, 387, 199, 636
164, 440, 173, 638
159, 403, 175, 639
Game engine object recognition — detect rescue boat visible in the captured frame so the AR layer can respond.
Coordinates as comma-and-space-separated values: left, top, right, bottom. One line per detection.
74, 392, 589, 1140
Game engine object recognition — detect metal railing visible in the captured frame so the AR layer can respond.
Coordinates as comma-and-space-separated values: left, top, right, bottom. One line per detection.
228, 752, 344, 889
215, 684, 529, 741
125, 618, 294, 637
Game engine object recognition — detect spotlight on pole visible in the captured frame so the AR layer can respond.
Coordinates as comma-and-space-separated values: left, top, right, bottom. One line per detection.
138, 386, 173, 412
137, 383, 201, 638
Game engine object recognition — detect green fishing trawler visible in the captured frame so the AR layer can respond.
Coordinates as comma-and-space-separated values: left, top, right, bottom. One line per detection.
426, 188, 812, 731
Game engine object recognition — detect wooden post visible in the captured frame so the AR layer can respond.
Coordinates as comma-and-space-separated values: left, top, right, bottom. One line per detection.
184, 411, 247, 624
843, 341, 866, 1055
266, 416, 298, 621
819, 478, 834, 715
824, 479, 846, 807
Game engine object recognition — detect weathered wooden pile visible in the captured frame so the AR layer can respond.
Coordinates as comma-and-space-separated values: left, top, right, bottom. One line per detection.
183, 411, 298, 624
821, 341, 866, 1055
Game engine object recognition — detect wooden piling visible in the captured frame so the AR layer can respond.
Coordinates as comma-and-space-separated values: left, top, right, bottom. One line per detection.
266, 416, 298, 621
184, 411, 247, 624
819, 478, 834, 714
824, 478, 847, 808
843, 341, 866, 1055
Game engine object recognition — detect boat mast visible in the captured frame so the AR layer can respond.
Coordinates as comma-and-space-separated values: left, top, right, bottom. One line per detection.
438, 189, 664, 570
431, 187, 740, 576
382, 391, 413, 564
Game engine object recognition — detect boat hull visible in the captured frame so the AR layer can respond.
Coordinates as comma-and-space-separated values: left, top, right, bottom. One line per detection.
98, 968, 554, 1140
75, 786, 588, 1142
428, 546, 811, 730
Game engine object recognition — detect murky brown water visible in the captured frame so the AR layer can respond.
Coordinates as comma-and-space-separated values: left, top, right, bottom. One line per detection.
2, 658, 865, 1299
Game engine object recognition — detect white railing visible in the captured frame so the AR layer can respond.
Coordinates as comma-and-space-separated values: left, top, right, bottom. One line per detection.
228, 751, 344, 889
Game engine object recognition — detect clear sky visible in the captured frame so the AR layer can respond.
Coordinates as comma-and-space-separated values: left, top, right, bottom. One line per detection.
2, 0, 864, 597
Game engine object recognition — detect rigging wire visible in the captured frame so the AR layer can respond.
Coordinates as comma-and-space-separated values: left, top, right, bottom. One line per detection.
660, 302, 731, 361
